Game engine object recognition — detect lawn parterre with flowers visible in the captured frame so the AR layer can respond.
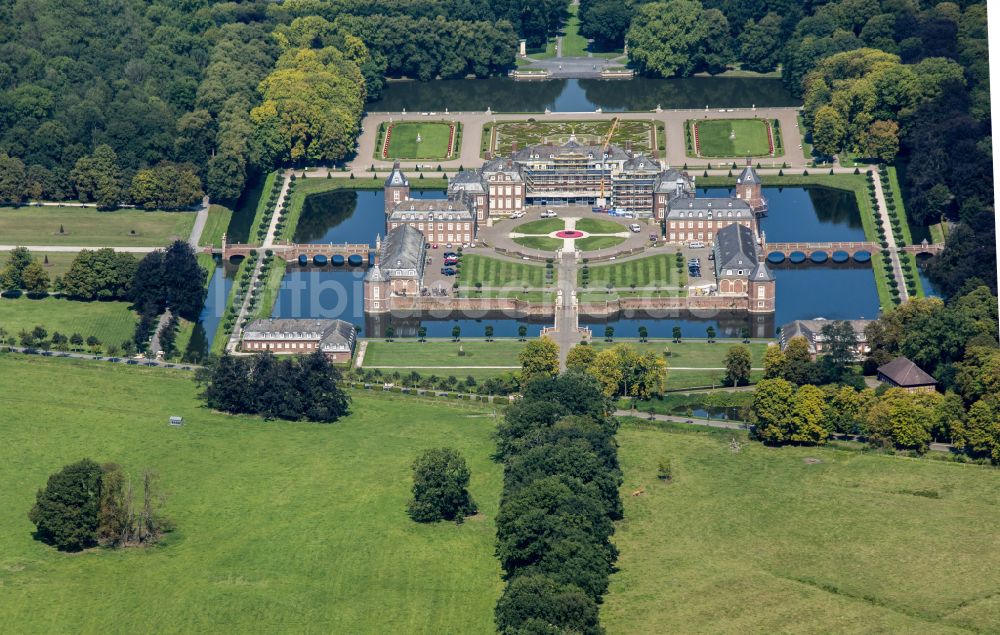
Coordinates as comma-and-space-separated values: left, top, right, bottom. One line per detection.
377, 121, 459, 160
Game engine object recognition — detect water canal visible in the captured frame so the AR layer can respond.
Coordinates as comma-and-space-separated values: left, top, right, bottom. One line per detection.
369, 77, 797, 113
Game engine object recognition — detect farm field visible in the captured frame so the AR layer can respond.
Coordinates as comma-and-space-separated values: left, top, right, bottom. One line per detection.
0, 355, 503, 634
693, 118, 774, 158
377, 122, 457, 160
458, 254, 545, 289
0, 296, 136, 348
487, 119, 661, 158
604, 420, 1000, 633
581, 253, 685, 288
0, 206, 195, 247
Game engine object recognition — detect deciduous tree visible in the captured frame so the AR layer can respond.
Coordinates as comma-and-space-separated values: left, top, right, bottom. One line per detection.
519, 336, 560, 383
407, 447, 477, 523
724, 345, 752, 386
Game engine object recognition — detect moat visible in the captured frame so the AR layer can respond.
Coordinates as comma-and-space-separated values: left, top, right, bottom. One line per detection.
368, 77, 797, 112
222, 185, 881, 339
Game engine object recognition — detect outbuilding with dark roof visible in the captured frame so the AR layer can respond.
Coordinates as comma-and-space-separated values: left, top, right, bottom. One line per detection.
877, 357, 938, 393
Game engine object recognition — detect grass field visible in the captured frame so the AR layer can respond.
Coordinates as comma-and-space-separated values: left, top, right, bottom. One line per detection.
251, 259, 288, 320
513, 235, 563, 251
0, 296, 136, 348
457, 254, 545, 289
582, 253, 684, 288
575, 218, 624, 233
591, 339, 768, 367
0, 206, 195, 247
488, 119, 658, 158
515, 218, 565, 234
604, 420, 1000, 633
560, 3, 589, 57
693, 119, 774, 158
0, 355, 503, 633
19, 251, 78, 279
200, 204, 233, 248
363, 339, 526, 367
576, 236, 625, 251
378, 122, 457, 160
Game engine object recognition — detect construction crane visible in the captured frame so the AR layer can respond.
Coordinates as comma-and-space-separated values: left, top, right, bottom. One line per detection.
597, 117, 620, 207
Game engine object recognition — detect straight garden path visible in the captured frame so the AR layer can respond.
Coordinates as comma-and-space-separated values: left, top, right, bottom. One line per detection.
871, 170, 909, 303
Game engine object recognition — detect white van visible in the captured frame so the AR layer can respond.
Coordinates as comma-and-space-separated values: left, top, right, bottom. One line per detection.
688, 241, 705, 249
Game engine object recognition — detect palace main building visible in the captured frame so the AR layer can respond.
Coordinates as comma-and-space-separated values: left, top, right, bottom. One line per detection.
383, 142, 767, 246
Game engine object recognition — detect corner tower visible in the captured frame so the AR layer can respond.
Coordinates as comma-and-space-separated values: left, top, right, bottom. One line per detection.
735, 157, 766, 213
384, 161, 410, 215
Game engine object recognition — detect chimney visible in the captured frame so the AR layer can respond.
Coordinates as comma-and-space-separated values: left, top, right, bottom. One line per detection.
745, 156, 751, 166
625, 140, 632, 153
511, 141, 518, 153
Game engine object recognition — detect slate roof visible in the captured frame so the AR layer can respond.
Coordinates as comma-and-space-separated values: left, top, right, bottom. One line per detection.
668, 197, 753, 217
750, 261, 775, 282
713, 223, 759, 276
622, 154, 660, 172
512, 139, 630, 162
448, 169, 487, 192
737, 164, 761, 185
482, 158, 522, 178
389, 198, 473, 221
385, 162, 409, 188
380, 224, 426, 274
877, 357, 937, 387
653, 169, 693, 194
243, 319, 357, 352
364, 262, 384, 282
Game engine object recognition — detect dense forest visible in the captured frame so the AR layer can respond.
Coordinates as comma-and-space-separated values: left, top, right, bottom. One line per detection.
0, 0, 527, 206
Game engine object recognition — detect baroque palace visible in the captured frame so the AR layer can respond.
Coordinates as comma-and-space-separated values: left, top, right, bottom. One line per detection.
368, 142, 774, 315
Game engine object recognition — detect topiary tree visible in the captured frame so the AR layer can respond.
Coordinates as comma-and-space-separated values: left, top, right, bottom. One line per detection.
28, 459, 103, 551
407, 448, 477, 523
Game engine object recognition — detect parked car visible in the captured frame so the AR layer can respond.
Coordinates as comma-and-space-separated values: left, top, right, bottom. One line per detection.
443, 251, 458, 258
708, 252, 715, 260
440, 267, 457, 276
510, 211, 525, 219
541, 209, 557, 218
688, 241, 705, 249
628, 223, 641, 232
126, 359, 138, 365
444, 258, 459, 266
649, 234, 658, 242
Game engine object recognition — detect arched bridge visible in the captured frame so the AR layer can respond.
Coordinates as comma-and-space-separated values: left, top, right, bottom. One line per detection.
764, 241, 877, 265
215, 235, 372, 266
902, 242, 945, 256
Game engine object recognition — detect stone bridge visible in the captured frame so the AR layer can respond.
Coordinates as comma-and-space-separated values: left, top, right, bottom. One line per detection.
764, 241, 877, 264
902, 242, 945, 256
217, 234, 372, 266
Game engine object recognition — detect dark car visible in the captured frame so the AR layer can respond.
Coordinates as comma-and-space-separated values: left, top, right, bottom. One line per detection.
444, 258, 459, 266
41, 351, 54, 356
58, 352, 71, 357
126, 359, 138, 365
164, 364, 175, 368
440, 267, 457, 276
106, 357, 120, 363
443, 252, 458, 258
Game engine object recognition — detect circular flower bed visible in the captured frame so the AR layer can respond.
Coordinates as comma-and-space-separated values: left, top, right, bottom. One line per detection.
555, 230, 585, 239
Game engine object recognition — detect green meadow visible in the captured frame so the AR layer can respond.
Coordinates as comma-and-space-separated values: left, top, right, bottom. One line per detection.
0, 355, 503, 634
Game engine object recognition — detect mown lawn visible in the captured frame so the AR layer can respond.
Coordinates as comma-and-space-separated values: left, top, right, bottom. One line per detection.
0, 206, 194, 247
590, 339, 769, 368
576, 235, 625, 251
362, 339, 526, 368
575, 217, 624, 233
605, 420, 1000, 633
515, 218, 565, 234
15, 250, 79, 279
582, 253, 683, 288
458, 254, 545, 289
513, 235, 563, 251
694, 119, 773, 158
381, 122, 455, 160
200, 204, 233, 248
0, 355, 503, 634
0, 295, 136, 348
